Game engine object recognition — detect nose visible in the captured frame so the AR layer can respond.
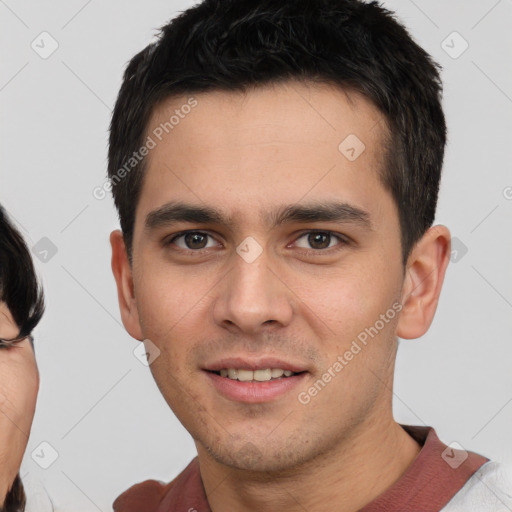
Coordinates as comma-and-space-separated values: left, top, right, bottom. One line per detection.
213, 247, 294, 335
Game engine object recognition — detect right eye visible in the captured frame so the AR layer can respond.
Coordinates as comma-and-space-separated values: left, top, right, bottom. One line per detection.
164, 231, 221, 253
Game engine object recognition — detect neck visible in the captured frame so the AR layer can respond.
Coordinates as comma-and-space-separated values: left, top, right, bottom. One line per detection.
197, 414, 422, 512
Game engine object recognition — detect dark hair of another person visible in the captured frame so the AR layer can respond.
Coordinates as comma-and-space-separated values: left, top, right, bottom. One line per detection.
108, 0, 446, 267
0, 205, 45, 512
1, 476, 25, 512
0, 206, 44, 342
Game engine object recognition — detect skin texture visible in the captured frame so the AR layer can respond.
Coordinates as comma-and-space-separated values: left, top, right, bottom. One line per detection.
111, 80, 451, 511
0, 302, 39, 506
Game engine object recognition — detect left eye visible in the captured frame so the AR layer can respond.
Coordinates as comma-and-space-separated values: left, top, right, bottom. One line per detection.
294, 231, 346, 251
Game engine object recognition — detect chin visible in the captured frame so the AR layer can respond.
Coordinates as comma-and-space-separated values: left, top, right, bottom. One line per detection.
203, 436, 313, 474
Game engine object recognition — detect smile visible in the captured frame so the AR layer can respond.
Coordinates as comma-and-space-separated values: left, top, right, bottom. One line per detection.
212, 368, 298, 381
204, 369, 308, 403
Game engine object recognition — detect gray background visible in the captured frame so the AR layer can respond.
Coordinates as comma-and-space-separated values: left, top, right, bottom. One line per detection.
1, 0, 511, 510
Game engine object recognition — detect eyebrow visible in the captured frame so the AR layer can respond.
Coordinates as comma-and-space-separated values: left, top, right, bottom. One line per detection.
144, 200, 373, 232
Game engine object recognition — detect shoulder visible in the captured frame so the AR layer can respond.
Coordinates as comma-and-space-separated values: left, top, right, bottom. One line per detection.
20, 471, 55, 512
441, 460, 512, 512
113, 478, 175, 512
113, 458, 202, 511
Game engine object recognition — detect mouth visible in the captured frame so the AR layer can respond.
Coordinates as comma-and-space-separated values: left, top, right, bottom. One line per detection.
202, 359, 309, 403
206, 368, 305, 382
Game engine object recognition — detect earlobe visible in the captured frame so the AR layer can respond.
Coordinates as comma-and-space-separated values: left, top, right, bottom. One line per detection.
110, 230, 144, 341
396, 225, 451, 340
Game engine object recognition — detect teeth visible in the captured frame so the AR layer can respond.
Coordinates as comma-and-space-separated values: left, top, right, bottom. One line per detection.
216, 368, 297, 381
253, 369, 272, 381
237, 369, 253, 382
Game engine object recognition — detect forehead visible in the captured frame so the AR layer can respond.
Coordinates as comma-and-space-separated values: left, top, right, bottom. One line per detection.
137, 80, 392, 230
0, 302, 15, 326
147, 80, 388, 157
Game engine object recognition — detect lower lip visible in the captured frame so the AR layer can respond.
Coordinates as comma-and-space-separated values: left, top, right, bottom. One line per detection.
204, 371, 307, 403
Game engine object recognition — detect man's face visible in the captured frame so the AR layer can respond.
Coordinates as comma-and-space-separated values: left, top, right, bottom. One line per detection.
124, 81, 407, 471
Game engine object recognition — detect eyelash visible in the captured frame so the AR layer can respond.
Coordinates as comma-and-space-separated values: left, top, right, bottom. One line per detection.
0, 334, 32, 350
0, 340, 22, 350
164, 230, 350, 256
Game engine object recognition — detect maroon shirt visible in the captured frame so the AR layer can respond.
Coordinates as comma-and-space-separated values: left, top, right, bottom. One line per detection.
113, 424, 489, 512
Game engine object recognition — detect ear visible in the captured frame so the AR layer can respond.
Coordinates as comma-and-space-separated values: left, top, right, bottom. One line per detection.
110, 230, 144, 341
397, 225, 451, 340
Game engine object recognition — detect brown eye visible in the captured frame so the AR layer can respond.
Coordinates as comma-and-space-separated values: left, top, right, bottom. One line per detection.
166, 231, 217, 251
183, 232, 209, 249
294, 231, 347, 252
308, 232, 330, 249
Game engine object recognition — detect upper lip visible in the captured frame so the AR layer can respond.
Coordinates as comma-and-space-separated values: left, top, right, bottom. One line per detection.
203, 356, 308, 373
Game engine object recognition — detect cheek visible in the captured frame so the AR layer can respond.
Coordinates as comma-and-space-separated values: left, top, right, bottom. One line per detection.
0, 353, 39, 428
298, 264, 394, 336
135, 263, 192, 335
134, 265, 212, 372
